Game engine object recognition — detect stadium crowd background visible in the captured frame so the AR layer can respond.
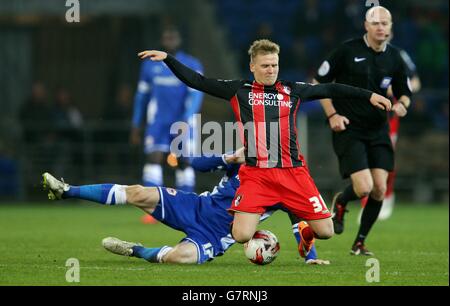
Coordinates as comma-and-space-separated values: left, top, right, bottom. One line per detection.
0, 0, 447, 204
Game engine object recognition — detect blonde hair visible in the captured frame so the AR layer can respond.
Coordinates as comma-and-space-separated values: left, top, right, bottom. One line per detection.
248, 39, 280, 62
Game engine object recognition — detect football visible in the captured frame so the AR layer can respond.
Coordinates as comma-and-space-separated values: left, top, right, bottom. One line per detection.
243, 230, 280, 265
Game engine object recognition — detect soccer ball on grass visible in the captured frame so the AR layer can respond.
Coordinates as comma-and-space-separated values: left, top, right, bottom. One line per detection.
243, 230, 280, 265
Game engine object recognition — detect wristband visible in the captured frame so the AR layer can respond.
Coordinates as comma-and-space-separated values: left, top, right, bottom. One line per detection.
399, 100, 408, 109
327, 112, 338, 120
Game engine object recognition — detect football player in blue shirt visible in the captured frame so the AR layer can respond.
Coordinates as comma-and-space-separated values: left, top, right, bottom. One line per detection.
131, 26, 204, 193
42, 149, 329, 265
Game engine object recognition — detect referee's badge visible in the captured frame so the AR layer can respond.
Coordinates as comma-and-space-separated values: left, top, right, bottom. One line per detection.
318, 61, 330, 76
380, 77, 392, 89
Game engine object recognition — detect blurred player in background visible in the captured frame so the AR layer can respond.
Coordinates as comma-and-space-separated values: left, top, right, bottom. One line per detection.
42, 149, 329, 265
360, 39, 421, 221
131, 27, 204, 223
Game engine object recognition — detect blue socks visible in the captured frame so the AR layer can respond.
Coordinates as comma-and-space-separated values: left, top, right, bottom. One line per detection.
63, 184, 127, 205
131, 246, 162, 263
131, 246, 173, 263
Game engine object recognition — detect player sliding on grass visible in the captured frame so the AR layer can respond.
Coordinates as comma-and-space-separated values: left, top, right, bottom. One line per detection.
43, 150, 329, 265
137, 40, 393, 256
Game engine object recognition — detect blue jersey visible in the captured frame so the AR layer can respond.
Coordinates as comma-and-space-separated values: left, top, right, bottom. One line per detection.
132, 51, 204, 127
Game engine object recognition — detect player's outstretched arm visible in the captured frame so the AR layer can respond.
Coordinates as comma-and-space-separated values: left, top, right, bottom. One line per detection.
138, 50, 167, 61
297, 83, 392, 111
313, 79, 350, 132
138, 50, 240, 101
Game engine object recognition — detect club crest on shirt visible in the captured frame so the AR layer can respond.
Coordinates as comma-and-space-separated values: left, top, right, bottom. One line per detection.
234, 195, 243, 207
282, 86, 291, 95
380, 77, 392, 89
167, 188, 177, 196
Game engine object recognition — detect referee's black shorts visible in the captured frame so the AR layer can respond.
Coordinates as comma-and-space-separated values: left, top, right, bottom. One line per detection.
332, 126, 394, 179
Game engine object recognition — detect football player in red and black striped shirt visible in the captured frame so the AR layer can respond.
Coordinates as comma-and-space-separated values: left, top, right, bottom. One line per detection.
138, 39, 392, 257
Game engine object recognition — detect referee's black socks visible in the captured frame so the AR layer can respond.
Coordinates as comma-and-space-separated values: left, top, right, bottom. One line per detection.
355, 196, 383, 244
338, 185, 359, 206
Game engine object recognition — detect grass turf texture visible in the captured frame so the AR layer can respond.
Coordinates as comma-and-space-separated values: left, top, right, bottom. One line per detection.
0, 202, 448, 286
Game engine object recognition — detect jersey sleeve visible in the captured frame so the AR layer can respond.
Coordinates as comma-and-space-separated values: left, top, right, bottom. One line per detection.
164, 54, 241, 100
183, 59, 205, 121
132, 61, 152, 128
292, 82, 372, 102
399, 49, 417, 78
190, 155, 230, 172
391, 52, 413, 99
314, 44, 346, 83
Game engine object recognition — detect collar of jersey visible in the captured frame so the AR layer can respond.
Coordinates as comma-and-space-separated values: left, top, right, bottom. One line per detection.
363, 34, 387, 53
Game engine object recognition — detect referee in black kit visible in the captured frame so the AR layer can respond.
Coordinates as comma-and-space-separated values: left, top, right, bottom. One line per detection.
313, 6, 412, 255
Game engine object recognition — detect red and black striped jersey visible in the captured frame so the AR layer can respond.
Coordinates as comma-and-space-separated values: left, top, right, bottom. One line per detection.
164, 55, 373, 168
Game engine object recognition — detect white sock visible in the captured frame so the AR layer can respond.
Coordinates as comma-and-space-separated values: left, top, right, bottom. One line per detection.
176, 167, 195, 188
143, 164, 163, 186
157, 246, 174, 263
106, 185, 127, 205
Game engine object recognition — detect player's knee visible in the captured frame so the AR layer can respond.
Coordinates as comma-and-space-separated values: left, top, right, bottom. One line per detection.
164, 246, 197, 264
371, 184, 387, 201
314, 220, 334, 239
232, 228, 253, 244
354, 182, 373, 198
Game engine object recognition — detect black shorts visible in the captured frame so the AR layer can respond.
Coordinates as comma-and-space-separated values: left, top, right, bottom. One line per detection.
332, 126, 394, 179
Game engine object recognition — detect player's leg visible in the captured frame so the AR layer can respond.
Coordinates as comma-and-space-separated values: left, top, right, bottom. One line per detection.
42, 172, 160, 213
351, 168, 388, 256
171, 120, 196, 193
288, 212, 330, 265
43, 172, 128, 205
160, 242, 198, 263
279, 167, 334, 257
143, 151, 165, 187
351, 132, 394, 254
332, 169, 373, 234
379, 116, 398, 220
330, 131, 372, 233
101, 236, 177, 263
231, 212, 261, 243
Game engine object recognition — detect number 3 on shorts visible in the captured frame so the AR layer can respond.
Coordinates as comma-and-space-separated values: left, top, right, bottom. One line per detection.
309, 195, 327, 213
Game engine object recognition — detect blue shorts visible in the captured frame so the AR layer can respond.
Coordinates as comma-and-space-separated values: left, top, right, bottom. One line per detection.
151, 187, 234, 264
144, 122, 197, 156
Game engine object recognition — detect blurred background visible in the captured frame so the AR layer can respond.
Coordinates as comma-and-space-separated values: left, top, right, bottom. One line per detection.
0, 0, 448, 204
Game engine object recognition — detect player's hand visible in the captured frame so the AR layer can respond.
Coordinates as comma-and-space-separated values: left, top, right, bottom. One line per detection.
370, 93, 392, 111
305, 258, 330, 265
224, 147, 245, 164
329, 114, 350, 132
392, 102, 408, 117
130, 128, 141, 146
138, 50, 167, 61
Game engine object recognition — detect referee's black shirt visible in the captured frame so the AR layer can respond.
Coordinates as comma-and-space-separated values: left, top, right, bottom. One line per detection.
315, 35, 412, 130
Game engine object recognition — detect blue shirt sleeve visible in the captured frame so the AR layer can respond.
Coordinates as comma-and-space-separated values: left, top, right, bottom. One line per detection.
132, 61, 152, 128
190, 155, 229, 172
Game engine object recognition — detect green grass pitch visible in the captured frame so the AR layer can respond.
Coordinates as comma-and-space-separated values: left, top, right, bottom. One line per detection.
0, 202, 448, 286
